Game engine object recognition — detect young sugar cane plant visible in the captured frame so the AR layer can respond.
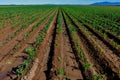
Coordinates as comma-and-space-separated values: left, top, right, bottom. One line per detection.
15, 12, 55, 79
15, 46, 37, 78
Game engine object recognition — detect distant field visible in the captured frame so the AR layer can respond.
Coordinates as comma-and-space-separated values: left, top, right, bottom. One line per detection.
0, 5, 120, 80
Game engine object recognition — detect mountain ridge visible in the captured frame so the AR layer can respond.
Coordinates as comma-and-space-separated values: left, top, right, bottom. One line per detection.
91, 1, 120, 6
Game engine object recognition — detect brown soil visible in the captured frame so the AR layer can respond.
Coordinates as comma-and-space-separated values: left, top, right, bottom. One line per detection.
62, 11, 98, 79
22, 11, 58, 80
0, 9, 52, 46
0, 8, 120, 80
61, 23, 83, 80
0, 25, 22, 45
100, 26, 120, 45
0, 11, 55, 80
64, 11, 120, 79
0, 19, 40, 60
49, 18, 65, 80
0, 21, 40, 80
0, 9, 53, 59
0, 16, 21, 41
49, 14, 83, 80
75, 16, 120, 57
87, 28, 120, 72
0, 25, 12, 40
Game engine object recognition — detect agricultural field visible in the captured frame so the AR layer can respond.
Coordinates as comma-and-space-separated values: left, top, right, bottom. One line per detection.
0, 5, 120, 80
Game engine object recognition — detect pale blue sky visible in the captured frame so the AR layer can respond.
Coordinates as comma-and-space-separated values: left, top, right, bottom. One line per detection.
0, 0, 120, 5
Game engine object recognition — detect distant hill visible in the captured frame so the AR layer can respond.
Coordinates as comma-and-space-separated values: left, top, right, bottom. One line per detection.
91, 1, 120, 6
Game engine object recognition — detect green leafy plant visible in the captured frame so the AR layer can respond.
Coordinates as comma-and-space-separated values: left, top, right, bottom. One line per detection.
23, 34, 27, 40
14, 44, 19, 50
77, 45, 81, 53
56, 67, 65, 75
56, 43, 60, 47
8, 33, 15, 39
103, 32, 107, 39
25, 46, 36, 60
84, 62, 91, 70
70, 25, 76, 33
57, 26, 62, 34
16, 66, 24, 78
80, 53, 85, 59
93, 74, 105, 80
94, 75, 99, 80
23, 60, 29, 69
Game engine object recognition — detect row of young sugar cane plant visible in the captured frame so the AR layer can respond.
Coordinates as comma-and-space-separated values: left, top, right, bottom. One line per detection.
0, 12, 39, 46
64, 6, 120, 23
54, 11, 65, 78
77, 11, 120, 36
22, 9, 55, 41
6, 8, 54, 42
79, 14, 120, 35
63, 7, 120, 51
15, 10, 57, 79
63, 9, 120, 79
0, 7, 22, 28
0, 6, 56, 28
82, 13, 120, 50
9, 9, 56, 55
81, 6, 120, 23
64, 9, 106, 54
62, 7, 120, 35
0, 6, 38, 28
63, 6, 120, 36
57, 11, 62, 34
62, 10, 106, 80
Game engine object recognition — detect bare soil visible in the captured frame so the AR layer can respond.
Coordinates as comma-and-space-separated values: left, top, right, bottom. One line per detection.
0, 9, 120, 80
